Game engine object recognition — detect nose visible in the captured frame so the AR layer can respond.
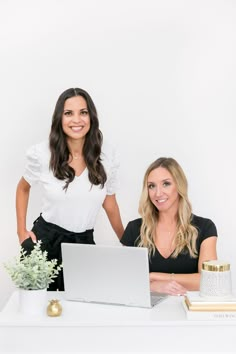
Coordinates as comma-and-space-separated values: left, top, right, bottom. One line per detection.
154, 185, 162, 197
72, 113, 81, 123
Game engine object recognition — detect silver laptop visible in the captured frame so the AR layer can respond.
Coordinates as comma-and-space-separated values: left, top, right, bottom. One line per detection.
61, 243, 168, 308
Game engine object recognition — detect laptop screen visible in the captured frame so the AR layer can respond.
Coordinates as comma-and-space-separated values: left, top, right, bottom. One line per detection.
61, 243, 153, 308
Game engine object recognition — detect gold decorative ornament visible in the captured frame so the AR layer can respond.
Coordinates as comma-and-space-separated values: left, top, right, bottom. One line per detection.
47, 299, 62, 317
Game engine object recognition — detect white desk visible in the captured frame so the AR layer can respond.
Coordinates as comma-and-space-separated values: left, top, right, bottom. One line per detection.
0, 291, 235, 353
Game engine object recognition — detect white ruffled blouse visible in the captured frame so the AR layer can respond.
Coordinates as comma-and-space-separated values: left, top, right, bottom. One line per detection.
23, 140, 119, 232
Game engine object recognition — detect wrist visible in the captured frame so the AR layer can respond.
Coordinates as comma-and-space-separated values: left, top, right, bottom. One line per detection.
17, 229, 28, 241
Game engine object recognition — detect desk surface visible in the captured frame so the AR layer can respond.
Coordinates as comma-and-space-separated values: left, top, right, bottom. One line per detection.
1, 291, 236, 352
1, 290, 236, 326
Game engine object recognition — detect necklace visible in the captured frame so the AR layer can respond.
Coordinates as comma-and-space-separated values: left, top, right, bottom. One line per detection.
155, 228, 176, 247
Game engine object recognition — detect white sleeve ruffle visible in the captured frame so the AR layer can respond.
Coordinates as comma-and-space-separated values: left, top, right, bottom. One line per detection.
103, 142, 120, 195
23, 144, 41, 186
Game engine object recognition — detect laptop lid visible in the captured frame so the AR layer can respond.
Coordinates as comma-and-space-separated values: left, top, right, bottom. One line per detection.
61, 243, 154, 308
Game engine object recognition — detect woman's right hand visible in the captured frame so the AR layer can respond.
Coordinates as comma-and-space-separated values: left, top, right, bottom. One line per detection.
20, 230, 37, 244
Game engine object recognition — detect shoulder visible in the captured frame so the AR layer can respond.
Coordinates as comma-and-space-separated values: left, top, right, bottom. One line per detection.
26, 141, 49, 157
25, 141, 50, 171
191, 214, 218, 237
191, 214, 215, 228
120, 218, 142, 246
127, 218, 142, 229
24, 141, 50, 184
101, 139, 120, 183
101, 139, 118, 163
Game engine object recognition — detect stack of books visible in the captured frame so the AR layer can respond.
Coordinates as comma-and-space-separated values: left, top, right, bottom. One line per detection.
182, 291, 236, 320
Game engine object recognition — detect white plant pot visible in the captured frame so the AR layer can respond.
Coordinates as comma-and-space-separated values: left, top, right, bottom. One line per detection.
18, 288, 47, 316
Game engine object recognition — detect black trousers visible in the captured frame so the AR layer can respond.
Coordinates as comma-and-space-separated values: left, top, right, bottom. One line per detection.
21, 215, 95, 291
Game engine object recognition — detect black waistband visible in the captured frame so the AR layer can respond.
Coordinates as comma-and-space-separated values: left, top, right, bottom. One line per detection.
32, 214, 95, 251
33, 214, 94, 237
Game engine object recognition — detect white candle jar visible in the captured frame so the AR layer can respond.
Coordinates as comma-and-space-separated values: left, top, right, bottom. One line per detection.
200, 260, 232, 298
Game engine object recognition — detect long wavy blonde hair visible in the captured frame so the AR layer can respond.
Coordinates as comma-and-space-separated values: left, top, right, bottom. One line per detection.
138, 157, 198, 258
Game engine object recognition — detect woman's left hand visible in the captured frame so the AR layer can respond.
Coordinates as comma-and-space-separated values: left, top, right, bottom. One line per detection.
150, 279, 187, 296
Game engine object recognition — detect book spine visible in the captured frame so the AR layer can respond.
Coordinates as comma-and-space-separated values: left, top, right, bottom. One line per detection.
182, 300, 236, 321
186, 311, 236, 320
185, 296, 236, 311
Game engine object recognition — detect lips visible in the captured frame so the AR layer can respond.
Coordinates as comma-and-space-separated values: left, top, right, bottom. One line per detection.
71, 126, 83, 132
156, 199, 167, 203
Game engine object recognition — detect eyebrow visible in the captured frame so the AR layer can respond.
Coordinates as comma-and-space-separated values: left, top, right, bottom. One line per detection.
63, 108, 88, 112
147, 178, 172, 183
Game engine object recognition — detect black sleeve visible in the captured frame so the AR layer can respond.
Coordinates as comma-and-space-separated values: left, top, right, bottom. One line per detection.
192, 215, 218, 246
120, 219, 142, 246
200, 218, 218, 242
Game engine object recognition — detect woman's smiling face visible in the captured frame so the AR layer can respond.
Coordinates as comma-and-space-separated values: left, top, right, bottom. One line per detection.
147, 166, 179, 212
62, 95, 90, 141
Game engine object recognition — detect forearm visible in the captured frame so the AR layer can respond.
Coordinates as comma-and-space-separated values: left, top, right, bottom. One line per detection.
16, 178, 31, 243
106, 207, 124, 240
150, 272, 200, 291
103, 195, 124, 240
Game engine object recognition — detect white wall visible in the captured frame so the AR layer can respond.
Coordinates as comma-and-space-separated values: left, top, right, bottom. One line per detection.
1, 0, 236, 309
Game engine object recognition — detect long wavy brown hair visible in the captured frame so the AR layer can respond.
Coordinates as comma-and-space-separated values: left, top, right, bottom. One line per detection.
138, 157, 198, 258
49, 88, 106, 190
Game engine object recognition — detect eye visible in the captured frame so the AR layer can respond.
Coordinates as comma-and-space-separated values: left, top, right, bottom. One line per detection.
81, 110, 88, 116
163, 181, 171, 187
148, 183, 155, 190
64, 111, 72, 116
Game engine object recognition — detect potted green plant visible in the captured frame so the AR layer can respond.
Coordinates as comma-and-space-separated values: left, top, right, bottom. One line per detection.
4, 240, 62, 314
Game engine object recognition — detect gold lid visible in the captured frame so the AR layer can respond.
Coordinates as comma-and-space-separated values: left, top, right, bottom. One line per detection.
202, 260, 230, 272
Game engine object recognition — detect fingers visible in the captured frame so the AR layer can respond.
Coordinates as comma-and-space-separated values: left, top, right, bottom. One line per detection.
20, 231, 37, 244
150, 279, 187, 296
168, 280, 187, 296
28, 231, 37, 243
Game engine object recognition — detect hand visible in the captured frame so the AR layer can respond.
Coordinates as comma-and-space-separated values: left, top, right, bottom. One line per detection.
20, 230, 37, 244
150, 279, 187, 296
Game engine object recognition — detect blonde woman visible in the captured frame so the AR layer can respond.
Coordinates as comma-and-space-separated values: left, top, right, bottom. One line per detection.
120, 157, 217, 295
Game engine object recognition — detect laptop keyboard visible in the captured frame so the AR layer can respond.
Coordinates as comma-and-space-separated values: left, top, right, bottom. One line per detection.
151, 293, 167, 307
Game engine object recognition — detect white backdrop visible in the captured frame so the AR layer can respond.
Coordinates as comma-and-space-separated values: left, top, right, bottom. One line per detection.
0, 0, 235, 310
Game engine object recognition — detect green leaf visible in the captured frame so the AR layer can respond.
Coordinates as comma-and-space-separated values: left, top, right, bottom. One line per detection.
3, 240, 63, 290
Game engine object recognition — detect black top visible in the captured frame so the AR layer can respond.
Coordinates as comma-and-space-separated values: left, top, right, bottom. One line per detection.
120, 214, 217, 273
